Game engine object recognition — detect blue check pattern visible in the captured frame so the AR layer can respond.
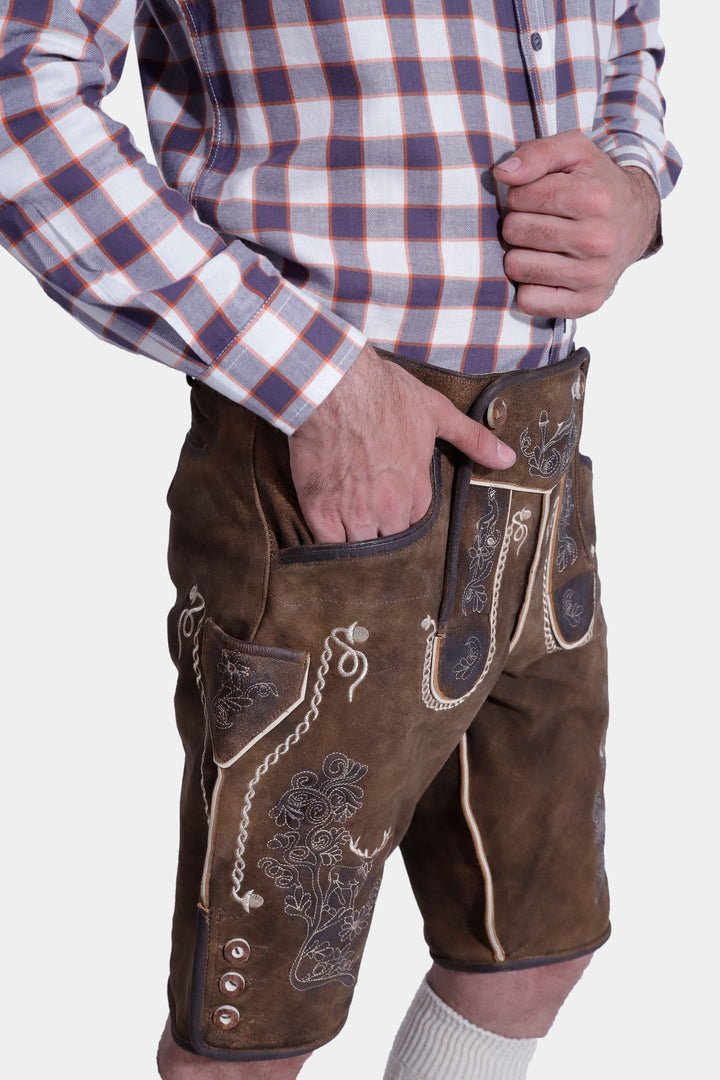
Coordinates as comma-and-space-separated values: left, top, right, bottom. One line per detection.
0, 1, 680, 432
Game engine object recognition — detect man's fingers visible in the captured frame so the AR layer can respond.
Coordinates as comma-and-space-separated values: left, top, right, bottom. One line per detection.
515, 283, 605, 319
493, 130, 596, 186
503, 210, 615, 260
407, 469, 434, 531
506, 173, 613, 222
434, 395, 515, 470
505, 174, 576, 218
502, 210, 576, 254
301, 504, 348, 545
296, 476, 423, 543
504, 247, 608, 291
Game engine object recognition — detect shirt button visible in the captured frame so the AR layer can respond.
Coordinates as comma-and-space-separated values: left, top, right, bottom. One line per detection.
531, 32, 543, 51
223, 938, 251, 964
213, 1005, 240, 1030
219, 971, 246, 997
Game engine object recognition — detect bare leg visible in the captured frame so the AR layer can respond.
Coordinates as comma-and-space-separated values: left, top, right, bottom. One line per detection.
427, 954, 593, 1037
157, 1017, 311, 1080
383, 956, 594, 1079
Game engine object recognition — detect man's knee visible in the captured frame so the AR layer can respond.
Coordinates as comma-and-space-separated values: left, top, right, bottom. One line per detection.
427, 953, 594, 1038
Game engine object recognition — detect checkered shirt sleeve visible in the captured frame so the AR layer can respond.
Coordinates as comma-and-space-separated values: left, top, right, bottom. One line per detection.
0, 0, 364, 433
592, 0, 680, 195
1, 1, 680, 421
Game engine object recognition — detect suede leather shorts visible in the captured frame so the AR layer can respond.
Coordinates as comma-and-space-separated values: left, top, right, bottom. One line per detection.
166, 347, 610, 1061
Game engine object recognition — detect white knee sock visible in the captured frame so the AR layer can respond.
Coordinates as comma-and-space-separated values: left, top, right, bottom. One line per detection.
383, 978, 538, 1080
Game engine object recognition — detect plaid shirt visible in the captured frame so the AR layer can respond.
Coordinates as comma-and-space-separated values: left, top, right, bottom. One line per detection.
0, 1, 680, 433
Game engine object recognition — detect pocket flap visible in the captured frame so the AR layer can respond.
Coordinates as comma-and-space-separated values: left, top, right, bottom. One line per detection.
201, 619, 310, 768
546, 465, 597, 648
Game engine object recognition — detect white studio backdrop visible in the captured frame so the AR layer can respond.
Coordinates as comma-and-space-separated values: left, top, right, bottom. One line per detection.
0, 6, 714, 1077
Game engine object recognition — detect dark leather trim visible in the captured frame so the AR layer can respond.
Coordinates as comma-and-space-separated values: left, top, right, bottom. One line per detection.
470, 347, 590, 422
437, 451, 473, 629
429, 923, 611, 974
274, 448, 443, 565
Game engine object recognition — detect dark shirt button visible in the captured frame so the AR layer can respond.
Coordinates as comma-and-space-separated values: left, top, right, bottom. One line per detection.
531, 32, 543, 51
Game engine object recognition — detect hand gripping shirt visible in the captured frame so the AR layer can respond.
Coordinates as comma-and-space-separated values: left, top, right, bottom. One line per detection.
0, 1, 680, 433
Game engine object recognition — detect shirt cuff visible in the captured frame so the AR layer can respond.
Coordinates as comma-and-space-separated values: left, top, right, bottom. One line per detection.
199, 279, 367, 434
592, 131, 665, 196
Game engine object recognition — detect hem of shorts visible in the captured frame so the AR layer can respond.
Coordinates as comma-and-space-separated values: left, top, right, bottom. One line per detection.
428, 923, 611, 974
172, 1018, 347, 1062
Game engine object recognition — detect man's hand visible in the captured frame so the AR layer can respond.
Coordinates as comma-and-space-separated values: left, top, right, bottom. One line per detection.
494, 131, 661, 319
288, 344, 515, 544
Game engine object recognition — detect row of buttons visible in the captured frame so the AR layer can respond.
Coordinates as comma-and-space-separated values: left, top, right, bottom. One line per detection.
213, 938, 250, 1031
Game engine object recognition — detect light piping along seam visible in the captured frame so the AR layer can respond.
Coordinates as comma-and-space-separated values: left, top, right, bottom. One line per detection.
229, 623, 369, 905
177, 586, 211, 821
420, 500, 516, 710
542, 497, 596, 652
459, 734, 506, 963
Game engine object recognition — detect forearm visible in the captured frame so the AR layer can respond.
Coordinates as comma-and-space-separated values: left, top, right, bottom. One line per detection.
620, 166, 662, 258
0, 0, 365, 432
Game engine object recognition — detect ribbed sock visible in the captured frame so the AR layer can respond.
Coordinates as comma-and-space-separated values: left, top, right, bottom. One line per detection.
383, 978, 538, 1080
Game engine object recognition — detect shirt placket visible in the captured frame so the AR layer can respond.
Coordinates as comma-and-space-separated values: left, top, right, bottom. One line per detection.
511, 0, 557, 138
511, 0, 565, 360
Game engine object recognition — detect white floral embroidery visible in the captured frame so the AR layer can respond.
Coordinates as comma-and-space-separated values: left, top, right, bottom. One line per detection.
555, 477, 579, 573
462, 489, 502, 616
230, 623, 370, 906
561, 588, 584, 628
259, 753, 386, 990
452, 634, 485, 682
212, 649, 279, 732
421, 502, 518, 709
543, 499, 596, 651
520, 408, 577, 478
510, 508, 532, 555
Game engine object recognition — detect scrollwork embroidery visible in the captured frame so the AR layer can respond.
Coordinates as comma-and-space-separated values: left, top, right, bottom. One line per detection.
561, 588, 584, 628
520, 408, 577, 478
452, 634, 485, 682
555, 478, 579, 573
212, 649, 279, 732
462, 489, 502, 616
259, 753, 385, 990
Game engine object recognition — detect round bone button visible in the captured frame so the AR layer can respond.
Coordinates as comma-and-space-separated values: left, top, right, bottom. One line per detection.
486, 397, 508, 430
223, 938, 251, 964
212, 1005, 240, 1030
219, 971, 246, 997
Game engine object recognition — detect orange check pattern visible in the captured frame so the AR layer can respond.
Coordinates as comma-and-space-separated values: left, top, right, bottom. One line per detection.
0, 1, 680, 432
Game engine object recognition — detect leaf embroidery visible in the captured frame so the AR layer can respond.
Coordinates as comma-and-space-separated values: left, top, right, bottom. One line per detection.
259, 752, 385, 990
212, 649, 279, 732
